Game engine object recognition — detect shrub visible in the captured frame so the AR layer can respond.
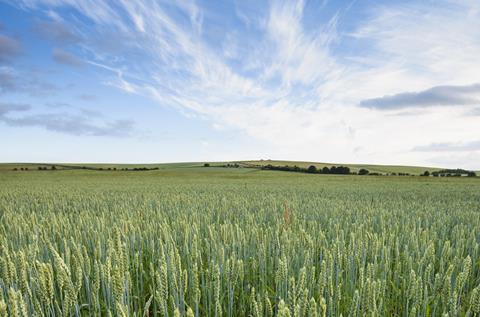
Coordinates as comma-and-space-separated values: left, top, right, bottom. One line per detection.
358, 168, 369, 175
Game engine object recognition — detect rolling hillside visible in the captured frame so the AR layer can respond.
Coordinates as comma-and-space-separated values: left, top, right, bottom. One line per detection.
0, 160, 476, 175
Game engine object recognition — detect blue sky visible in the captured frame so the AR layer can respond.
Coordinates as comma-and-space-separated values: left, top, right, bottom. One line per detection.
1, 0, 480, 169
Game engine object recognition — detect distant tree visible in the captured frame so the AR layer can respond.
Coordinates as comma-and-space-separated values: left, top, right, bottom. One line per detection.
327, 166, 350, 174
358, 168, 369, 175
468, 171, 477, 177
338, 166, 350, 174
13, 168, 17, 171
51, 165, 56, 170
307, 165, 317, 173
113, 167, 117, 171
204, 163, 210, 167
422, 171, 430, 176
25, 168, 28, 170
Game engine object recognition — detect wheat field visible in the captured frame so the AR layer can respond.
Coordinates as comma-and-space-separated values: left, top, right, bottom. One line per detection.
0, 168, 479, 316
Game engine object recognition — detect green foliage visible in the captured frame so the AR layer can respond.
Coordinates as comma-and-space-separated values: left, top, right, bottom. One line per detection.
307, 165, 317, 173
358, 168, 369, 175
262, 164, 350, 175
0, 169, 479, 315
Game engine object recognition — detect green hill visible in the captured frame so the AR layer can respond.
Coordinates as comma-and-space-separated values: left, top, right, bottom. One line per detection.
0, 160, 476, 175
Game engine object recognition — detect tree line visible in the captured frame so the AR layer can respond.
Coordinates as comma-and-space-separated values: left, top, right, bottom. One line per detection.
261, 164, 352, 174
424, 169, 477, 177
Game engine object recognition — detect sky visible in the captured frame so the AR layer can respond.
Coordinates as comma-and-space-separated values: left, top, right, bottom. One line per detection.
1, 0, 480, 169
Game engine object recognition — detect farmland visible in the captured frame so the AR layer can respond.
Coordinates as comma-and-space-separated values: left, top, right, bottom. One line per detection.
1, 165, 480, 316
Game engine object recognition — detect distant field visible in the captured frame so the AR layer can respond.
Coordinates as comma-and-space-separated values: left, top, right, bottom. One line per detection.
1, 164, 479, 315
